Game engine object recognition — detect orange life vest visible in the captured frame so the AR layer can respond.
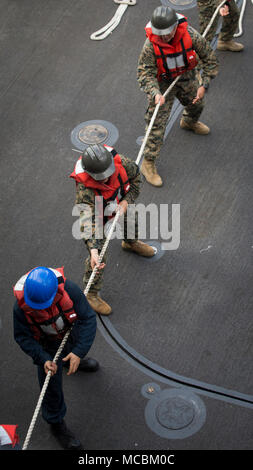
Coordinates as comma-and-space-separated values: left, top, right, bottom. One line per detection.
145, 15, 198, 81
70, 145, 130, 222
13, 267, 77, 341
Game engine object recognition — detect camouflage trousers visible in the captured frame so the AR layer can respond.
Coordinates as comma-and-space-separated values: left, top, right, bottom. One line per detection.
143, 70, 204, 162
83, 212, 138, 293
197, 0, 240, 43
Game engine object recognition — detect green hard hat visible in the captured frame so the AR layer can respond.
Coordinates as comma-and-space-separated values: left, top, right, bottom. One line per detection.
81, 144, 115, 181
151, 6, 178, 36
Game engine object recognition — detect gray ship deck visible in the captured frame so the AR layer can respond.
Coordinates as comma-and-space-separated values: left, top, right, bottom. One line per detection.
0, 0, 252, 453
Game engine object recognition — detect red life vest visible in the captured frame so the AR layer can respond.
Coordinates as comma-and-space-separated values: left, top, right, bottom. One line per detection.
0, 425, 19, 447
13, 267, 77, 341
70, 145, 131, 222
145, 15, 198, 81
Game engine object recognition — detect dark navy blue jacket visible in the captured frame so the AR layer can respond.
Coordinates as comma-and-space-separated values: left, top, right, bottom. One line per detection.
13, 280, 97, 366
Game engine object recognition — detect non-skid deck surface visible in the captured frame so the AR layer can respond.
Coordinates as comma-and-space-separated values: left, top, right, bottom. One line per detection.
0, 0, 252, 450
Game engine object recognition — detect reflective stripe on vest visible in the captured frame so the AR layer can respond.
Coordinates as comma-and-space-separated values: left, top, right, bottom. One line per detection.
0, 425, 19, 447
0, 427, 12, 445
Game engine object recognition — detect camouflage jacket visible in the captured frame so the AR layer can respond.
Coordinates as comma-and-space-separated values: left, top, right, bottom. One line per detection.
197, 0, 231, 7
74, 155, 141, 250
137, 25, 218, 97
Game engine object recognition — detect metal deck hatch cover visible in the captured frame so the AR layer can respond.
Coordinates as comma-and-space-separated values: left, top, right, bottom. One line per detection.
78, 124, 108, 144
156, 396, 195, 430
160, 0, 196, 10
71, 120, 119, 151
142, 384, 206, 439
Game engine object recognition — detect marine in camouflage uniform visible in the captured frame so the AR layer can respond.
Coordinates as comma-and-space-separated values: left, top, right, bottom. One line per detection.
72, 145, 155, 315
197, 0, 242, 48
137, 9, 218, 186
76, 155, 140, 292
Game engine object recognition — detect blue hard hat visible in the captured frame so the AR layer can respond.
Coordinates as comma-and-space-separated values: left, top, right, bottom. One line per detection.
24, 267, 58, 309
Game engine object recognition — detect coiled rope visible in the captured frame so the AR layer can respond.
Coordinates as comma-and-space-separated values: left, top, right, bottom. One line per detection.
22, 0, 243, 449
90, 0, 136, 41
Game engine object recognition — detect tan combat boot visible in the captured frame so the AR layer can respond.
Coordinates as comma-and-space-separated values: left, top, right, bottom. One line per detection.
180, 118, 210, 135
86, 293, 112, 315
140, 159, 163, 187
121, 240, 155, 257
217, 39, 244, 52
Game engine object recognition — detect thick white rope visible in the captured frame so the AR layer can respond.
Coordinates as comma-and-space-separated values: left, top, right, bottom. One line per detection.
234, 0, 247, 37
22, 328, 72, 450
21, 0, 236, 450
202, 0, 227, 39
90, 1, 136, 41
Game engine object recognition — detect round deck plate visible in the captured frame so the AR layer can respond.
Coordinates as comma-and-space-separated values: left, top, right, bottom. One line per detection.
160, 0, 196, 10
71, 120, 119, 151
143, 385, 206, 439
78, 124, 108, 144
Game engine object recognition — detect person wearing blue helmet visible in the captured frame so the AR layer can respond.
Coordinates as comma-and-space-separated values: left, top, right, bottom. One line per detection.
13, 266, 98, 450
23, 266, 59, 309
